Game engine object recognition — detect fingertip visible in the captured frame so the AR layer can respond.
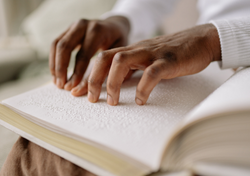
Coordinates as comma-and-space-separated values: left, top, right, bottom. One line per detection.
88, 91, 98, 103
71, 87, 79, 96
64, 81, 73, 91
56, 78, 64, 89
135, 98, 144, 106
107, 94, 116, 106
71, 86, 87, 97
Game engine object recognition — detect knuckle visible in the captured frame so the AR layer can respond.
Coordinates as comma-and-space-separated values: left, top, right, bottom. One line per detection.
55, 66, 64, 73
107, 82, 118, 93
113, 52, 126, 64
82, 78, 89, 84
88, 78, 102, 88
73, 68, 84, 77
136, 87, 147, 98
74, 19, 88, 29
51, 39, 58, 48
55, 64, 67, 74
57, 40, 71, 50
95, 51, 110, 65
88, 21, 102, 32
78, 19, 88, 26
97, 51, 109, 61
145, 66, 161, 78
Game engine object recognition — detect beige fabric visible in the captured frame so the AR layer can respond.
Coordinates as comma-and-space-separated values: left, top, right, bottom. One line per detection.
0, 74, 52, 170
0, 137, 96, 176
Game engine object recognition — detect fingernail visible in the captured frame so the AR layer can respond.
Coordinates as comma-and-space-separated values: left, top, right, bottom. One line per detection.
88, 91, 96, 103
56, 78, 63, 88
71, 87, 79, 93
64, 82, 72, 90
107, 94, 114, 105
136, 98, 143, 105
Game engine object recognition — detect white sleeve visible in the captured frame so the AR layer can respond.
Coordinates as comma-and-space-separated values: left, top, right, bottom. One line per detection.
101, 0, 178, 44
197, 0, 250, 24
211, 17, 250, 69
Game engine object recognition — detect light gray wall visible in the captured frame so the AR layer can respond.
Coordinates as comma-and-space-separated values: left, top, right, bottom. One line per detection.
0, 0, 43, 38
161, 0, 199, 34
0, 0, 199, 38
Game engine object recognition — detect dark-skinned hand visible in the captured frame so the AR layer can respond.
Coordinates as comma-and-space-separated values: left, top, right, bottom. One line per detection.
49, 16, 130, 93
86, 23, 221, 106
50, 19, 221, 106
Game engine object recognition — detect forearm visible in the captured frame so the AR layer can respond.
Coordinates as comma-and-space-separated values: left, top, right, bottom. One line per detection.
104, 16, 130, 41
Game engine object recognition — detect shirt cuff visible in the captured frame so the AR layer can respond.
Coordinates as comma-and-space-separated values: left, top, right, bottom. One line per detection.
210, 17, 250, 69
210, 20, 239, 69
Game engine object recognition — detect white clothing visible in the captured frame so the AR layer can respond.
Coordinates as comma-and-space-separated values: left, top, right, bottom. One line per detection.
102, 0, 250, 69
102, 0, 176, 44
199, 0, 250, 69
211, 17, 250, 69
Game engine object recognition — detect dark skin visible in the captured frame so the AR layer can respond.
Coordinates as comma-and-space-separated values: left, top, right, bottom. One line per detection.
49, 16, 221, 175
49, 16, 130, 90
50, 16, 221, 106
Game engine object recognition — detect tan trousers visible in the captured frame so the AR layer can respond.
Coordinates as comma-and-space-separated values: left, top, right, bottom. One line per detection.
0, 137, 96, 176
0, 137, 201, 176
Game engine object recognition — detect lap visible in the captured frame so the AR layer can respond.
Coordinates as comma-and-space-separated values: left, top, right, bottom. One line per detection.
0, 137, 96, 176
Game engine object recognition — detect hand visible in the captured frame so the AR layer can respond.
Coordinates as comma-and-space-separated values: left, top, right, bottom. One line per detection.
86, 24, 221, 106
49, 16, 130, 94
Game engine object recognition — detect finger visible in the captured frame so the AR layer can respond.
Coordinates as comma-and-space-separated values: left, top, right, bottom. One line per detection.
124, 70, 137, 81
65, 21, 106, 91
87, 46, 129, 103
64, 48, 90, 90
70, 57, 96, 96
135, 60, 166, 105
55, 20, 88, 89
49, 27, 70, 84
71, 77, 89, 96
107, 49, 151, 106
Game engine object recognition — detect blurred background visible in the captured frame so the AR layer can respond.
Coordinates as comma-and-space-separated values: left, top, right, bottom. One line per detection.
0, 0, 198, 169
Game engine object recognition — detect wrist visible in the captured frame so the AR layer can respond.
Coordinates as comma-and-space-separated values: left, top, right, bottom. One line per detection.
205, 23, 222, 62
104, 16, 130, 39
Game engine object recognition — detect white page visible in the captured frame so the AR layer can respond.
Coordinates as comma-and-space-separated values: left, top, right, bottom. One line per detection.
184, 67, 250, 124
1, 63, 233, 170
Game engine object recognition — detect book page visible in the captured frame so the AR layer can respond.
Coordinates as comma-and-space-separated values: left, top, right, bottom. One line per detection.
1, 62, 233, 170
184, 67, 250, 124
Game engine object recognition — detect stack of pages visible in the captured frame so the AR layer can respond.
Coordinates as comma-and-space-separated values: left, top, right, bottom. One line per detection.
0, 63, 250, 176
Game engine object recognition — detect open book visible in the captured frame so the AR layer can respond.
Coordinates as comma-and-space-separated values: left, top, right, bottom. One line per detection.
0, 63, 250, 176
